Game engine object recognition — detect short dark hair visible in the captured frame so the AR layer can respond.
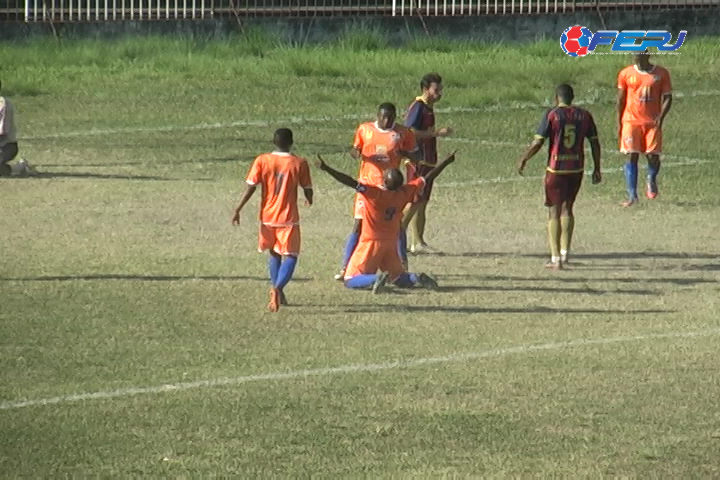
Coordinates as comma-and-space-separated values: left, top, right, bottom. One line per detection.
273, 128, 293, 147
420, 73, 442, 91
378, 102, 396, 114
555, 84, 574, 104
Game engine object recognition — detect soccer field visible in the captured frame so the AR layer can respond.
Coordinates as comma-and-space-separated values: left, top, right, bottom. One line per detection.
1, 35, 720, 476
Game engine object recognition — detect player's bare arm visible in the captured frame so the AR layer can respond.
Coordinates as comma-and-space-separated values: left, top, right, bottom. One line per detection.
398, 148, 423, 165
231, 184, 257, 225
412, 127, 452, 140
423, 150, 457, 184
517, 138, 545, 175
658, 93, 672, 128
315, 155, 360, 189
303, 185, 314, 206
590, 137, 602, 184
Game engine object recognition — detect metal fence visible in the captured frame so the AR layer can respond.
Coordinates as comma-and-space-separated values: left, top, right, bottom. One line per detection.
0, 0, 717, 22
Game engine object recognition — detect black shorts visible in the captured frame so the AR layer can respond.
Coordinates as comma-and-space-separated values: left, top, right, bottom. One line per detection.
0, 142, 19, 164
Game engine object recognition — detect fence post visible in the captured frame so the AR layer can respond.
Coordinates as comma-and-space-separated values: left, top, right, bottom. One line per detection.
392, 0, 397, 15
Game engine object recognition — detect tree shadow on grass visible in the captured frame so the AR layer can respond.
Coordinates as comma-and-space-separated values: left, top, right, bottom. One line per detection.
436, 285, 658, 296
422, 250, 719, 261
27, 171, 207, 182
438, 274, 717, 287
39, 156, 246, 168
1, 274, 311, 283
335, 304, 672, 315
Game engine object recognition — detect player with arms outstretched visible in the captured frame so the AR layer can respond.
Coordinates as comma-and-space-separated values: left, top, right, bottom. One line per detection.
518, 84, 602, 269
617, 50, 672, 206
318, 151, 456, 293
402, 72, 453, 254
232, 128, 313, 312
335, 102, 421, 280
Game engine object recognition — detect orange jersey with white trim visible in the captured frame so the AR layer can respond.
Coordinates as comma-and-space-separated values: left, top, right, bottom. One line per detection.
353, 122, 417, 187
245, 152, 312, 226
356, 178, 425, 241
618, 65, 672, 125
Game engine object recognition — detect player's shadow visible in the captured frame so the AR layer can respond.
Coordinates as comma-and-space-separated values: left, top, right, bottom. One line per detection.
339, 304, 672, 315
436, 285, 658, 296
1, 274, 311, 283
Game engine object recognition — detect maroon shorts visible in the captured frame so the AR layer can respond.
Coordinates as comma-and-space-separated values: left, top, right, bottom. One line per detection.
544, 172, 583, 207
407, 163, 435, 203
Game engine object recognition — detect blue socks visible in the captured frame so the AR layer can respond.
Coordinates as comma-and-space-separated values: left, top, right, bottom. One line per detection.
647, 161, 660, 185
345, 272, 418, 289
394, 272, 418, 288
269, 253, 297, 290
268, 253, 281, 286
624, 161, 638, 200
342, 232, 360, 270
398, 228, 408, 264
345, 274, 378, 289
275, 256, 297, 290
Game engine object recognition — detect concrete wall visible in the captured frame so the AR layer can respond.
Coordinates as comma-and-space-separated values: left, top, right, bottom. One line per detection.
1, 8, 718, 42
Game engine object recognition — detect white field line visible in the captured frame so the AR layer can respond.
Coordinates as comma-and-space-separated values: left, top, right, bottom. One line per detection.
21, 90, 720, 141
2, 327, 718, 411
316, 137, 710, 194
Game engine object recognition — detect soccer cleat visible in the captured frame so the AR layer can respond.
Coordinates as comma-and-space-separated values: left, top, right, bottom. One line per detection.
560, 254, 568, 264
17, 159, 38, 177
268, 288, 281, 312
417, 273, 439, 290
621, 197, 638, 207
372, 272, 389, 294
646, 181, 658, 199
279, 290, 288, 306
545, 260, 563, 270
334, 269, 346, 282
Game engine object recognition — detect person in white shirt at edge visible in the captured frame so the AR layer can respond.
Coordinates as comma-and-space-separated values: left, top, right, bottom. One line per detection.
0, 80, 35, 177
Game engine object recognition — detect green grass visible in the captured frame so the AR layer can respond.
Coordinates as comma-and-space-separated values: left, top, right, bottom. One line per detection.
1, 36, 720, 476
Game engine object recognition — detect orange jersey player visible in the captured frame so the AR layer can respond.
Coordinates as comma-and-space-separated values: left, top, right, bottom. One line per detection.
231, 128, 313, 312
335, 102, 422, 281
317, 150, 457, 293
617, 49, 672, 206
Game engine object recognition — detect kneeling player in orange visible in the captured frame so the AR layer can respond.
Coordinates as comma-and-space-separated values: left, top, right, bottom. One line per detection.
335, 103, 422, 281
316, 151, 457, 293
231, 128, 313, 312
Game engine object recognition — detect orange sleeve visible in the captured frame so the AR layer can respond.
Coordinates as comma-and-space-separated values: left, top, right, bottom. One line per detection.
357, 183, 381, 201
406, 177, 426, 201
299, 159, 312, 189
400, 127, 418, 152
617, 69, 628, 90
246, 155, 264, 185
353, 125, 364, 150
661, 68, 672, 95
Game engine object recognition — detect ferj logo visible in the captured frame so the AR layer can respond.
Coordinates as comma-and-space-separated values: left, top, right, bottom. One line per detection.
560, 26, 687, 57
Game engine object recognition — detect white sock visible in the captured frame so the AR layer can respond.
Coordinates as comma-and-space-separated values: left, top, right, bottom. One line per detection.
551, 256, 560, 263
9, 163, 25, 175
